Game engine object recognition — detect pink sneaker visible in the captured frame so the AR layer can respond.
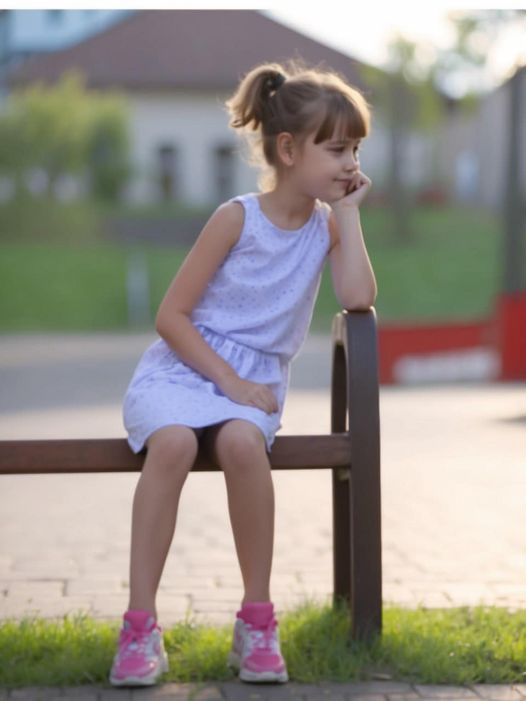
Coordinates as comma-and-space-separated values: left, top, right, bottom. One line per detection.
109, 610, 169, 686
228, 616, 288, 683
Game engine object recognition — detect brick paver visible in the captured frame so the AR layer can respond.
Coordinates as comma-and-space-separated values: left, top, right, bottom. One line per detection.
2, 684, 526, 701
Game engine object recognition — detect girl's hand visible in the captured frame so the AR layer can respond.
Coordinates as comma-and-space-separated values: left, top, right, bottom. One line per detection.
219, 375, 279, 415
331, 171, 372, 213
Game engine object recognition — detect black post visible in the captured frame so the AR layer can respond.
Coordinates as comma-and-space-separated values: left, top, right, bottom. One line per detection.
331, 310, 382, 640
503, 67, 525, 293
331, 336, 352, 606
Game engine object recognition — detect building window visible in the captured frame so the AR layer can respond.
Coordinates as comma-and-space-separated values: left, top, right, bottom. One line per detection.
157, 144, 178, 201
214, 144, 235, 203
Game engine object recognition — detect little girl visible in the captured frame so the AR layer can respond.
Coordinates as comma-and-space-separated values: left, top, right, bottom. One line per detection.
110, 59, 377, 686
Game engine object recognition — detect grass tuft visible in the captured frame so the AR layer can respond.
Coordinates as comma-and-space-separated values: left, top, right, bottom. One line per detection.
1, 604, 526, 688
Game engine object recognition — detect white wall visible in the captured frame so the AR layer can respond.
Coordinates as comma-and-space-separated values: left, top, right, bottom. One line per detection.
125, 91, 258, 206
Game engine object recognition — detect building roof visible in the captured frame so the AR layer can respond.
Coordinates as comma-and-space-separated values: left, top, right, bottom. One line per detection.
7, 10, 370, 93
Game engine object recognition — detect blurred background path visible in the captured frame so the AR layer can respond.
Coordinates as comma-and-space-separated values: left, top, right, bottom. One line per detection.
1, 332, 525, 624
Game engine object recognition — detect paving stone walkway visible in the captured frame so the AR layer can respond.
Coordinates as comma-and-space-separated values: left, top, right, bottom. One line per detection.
1, 333, 525, 699
2, 681, 526, 700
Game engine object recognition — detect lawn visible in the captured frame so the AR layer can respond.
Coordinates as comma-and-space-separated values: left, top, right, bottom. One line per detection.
1, 604, 525, 687
0, 202, 501, 333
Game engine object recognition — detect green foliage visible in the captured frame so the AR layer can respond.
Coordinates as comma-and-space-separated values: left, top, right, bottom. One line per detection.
0, 70, 130, 201
86, 94, 131, 202
0, 196, 103, 245
1, 605, 525, 687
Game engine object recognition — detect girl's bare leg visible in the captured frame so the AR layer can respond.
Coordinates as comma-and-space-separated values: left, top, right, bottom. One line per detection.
207, 420, 274, 603
128, 425, 199, 618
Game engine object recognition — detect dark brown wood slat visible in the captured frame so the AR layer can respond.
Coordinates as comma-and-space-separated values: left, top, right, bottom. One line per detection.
0, 434, 351, 475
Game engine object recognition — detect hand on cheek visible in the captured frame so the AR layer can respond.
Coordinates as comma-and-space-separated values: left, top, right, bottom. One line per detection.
340, 171, 372, 207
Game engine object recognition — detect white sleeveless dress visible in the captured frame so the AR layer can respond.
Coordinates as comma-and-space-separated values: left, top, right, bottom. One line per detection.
123, 193, 331, 452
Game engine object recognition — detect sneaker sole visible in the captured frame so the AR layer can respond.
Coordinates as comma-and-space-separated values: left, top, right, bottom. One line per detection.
109, 653, 169, 687
239, 668, 289, 683
228, 651, 288, 683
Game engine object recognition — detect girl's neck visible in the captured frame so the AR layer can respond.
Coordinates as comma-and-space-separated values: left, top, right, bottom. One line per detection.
258, 186, 316, 231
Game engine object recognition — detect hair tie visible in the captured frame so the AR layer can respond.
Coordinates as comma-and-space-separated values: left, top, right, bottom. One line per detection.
267, 73, 286, 94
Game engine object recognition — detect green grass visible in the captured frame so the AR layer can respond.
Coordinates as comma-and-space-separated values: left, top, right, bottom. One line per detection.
0, 202, 502, 332
363, 205, 501, 324
1, 603, 525, 687
0, 244, 188, 331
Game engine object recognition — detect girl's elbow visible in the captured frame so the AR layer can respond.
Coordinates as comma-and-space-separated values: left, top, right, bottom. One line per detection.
155, 305, 175, 338
343, 298, 375, 312
337, 286, 377, 311
155, 306, 190, 338
155, 314, 165, 337
155, 304, 168, 335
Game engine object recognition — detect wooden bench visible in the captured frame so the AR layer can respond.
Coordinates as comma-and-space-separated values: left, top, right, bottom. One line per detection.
0, 309, 382, 640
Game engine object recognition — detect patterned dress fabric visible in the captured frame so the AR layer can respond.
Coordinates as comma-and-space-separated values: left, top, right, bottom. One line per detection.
123, 193, 331, 452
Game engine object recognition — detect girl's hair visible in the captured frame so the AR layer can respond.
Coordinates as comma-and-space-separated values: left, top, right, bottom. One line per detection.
226, 60, 371, 188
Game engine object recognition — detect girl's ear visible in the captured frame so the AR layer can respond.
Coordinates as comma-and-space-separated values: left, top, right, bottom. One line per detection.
276, 132, 295, 167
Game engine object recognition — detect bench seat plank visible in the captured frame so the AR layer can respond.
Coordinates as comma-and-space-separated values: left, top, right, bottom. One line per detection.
0, 434, 351, 475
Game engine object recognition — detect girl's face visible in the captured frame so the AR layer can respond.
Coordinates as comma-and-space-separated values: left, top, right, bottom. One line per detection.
293, 130, 362, 203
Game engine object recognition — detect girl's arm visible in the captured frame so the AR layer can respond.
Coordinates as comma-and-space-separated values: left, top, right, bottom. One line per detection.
156, 202, 278, 415
328, 173, 377, 310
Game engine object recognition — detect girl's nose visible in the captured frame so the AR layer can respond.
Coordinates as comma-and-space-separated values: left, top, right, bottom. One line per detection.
345, 153, 359, 171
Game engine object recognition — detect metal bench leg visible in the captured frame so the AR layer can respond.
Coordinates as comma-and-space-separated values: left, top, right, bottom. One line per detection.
332, 310, 382, 641
331, 341, 352, 605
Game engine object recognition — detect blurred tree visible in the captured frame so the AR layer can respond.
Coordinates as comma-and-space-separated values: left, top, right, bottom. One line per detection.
86, 95, 131, 202
433, 10, 526, 97
363, 9, 526, 247
0, 70, 130, 202
437, 10, 526, 292
363, 36, 447, 244
0, 107, 27, 196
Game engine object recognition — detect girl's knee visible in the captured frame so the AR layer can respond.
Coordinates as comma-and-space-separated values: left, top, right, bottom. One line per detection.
214, 421, 268, 468
145, 425, 199, 471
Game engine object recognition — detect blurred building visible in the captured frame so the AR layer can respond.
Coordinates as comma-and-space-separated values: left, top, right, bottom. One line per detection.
0, 9, 131, 96
440, 65, 526, 211
4, 9, 393, 207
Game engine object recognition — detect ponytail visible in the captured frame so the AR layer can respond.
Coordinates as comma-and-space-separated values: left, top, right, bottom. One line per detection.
226, 63, 288, 132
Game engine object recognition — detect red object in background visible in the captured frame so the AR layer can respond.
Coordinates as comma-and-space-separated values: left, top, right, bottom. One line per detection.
376, 292, 526, 384
415, 187, 449, 207
496, 292, 526, 380
377, 320, 494, 384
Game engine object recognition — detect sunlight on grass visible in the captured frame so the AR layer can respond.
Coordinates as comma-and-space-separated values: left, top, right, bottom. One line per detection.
1, 604, 525, 687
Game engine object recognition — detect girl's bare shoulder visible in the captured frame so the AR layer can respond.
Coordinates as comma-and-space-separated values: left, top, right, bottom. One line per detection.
201, 199, 245, 248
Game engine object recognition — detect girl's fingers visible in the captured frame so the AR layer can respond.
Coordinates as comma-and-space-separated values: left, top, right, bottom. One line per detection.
255, 387, 278, 414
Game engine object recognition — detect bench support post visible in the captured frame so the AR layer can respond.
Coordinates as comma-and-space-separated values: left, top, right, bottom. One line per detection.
331, 310, 382, 640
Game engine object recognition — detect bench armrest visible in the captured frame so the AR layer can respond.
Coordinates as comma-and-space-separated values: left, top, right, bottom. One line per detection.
331, 308, 380, 440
